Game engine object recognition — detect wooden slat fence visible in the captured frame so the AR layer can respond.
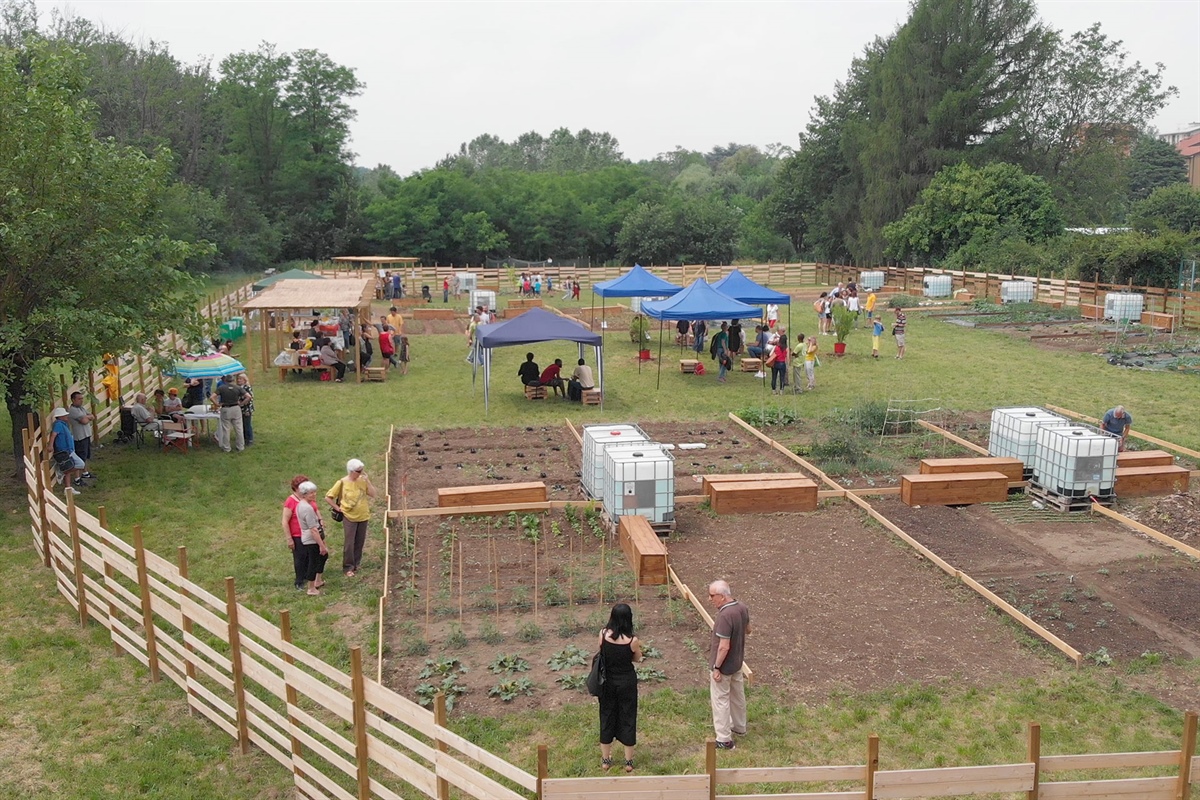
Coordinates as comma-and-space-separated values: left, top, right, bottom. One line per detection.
816, 264, 1200, 331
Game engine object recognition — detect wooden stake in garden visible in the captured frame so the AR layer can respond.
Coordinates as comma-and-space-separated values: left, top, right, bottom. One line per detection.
458, 532, 464, 625
533, 517, 539, 621
409, 523, 419, 612
568, 526, 574, 607
492, 534, 500, 624
600, 534, 606, 607
424, 541, 433, 640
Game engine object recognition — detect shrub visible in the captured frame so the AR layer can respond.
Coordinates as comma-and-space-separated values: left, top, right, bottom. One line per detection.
516, 621, 544, 642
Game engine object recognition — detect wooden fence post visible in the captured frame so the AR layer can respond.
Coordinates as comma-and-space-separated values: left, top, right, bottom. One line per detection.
1178, 711, 1197, 800
350, 646, 372, 800
98, 506, 121, 656
66, 489, 88, 627
434, 692, 451, 800
132, 525, 161, 683
177, 547, 197, 709
1026, 722, 1040, 800
537, 744, 548, 799
279, 610, 305, 774
224, 577, 250, 754
25, 426, 51, 569
865, 734, 879, 800
706, 738, 717, 800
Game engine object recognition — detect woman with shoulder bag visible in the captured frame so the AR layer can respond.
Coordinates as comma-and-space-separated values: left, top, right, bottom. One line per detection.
295, 482, 328, 595
597, 603, 643, 773
326, 458, 377, 577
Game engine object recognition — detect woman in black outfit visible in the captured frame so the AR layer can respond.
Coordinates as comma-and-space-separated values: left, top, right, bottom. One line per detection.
598, 603, 643, 772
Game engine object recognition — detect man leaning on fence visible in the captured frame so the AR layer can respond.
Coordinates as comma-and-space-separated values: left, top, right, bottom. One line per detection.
212, 373, 247, 452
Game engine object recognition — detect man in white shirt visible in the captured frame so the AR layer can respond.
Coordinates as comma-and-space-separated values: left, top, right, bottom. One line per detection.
568, 358, 594, 401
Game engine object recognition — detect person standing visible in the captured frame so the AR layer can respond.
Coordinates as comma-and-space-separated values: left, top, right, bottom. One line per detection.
67, 391, 96, 476
49, 407, 86, 493
892, 307, 907, 359
326, 458, 377, 578
442, 277, 450, 303
597, 603, 642, 773
804, 334, 819, 390
235, 373, 254, 445
771, 328, 788, 394
295, 482, 329, 596
766, 303, 779, 329
386, 306, 405, 336
708, 580, 750, 750
282, 475, 311, 590
398, 335, 411, 376
211, 373, 246, 451
1101, 406, 1133, 451
691, 319, 708, 355
712, 322, 730, 383
872, 316, 884, 359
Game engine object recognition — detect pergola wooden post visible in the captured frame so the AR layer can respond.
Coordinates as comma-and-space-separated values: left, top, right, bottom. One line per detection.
240, 278, 375, 380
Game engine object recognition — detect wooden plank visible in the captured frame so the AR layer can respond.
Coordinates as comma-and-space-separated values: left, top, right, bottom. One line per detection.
1089, 503, 1200, 561
710, 479, 819, 514
873, 763, 1035, 798
1116, 450, 1174, 467
435, 750, 527, 800
543, 773, 709, 798
717, 793, 863, 800
920, 457, 1024, 482
619, 515, 669, 586
701, 473, 809, 498
900, 472, 1009, 506
1114, 465, 1190, 498
1040, 750, 1179, 772
391, 501, 552, 518
437, 481, 548, 508
916, 419, 990, 456
364, 735, 439, 797
1037, 776, 1175, 799
717, 764, 865, 784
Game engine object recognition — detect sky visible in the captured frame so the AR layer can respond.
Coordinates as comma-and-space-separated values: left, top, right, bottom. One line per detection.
44, 0, 1200, 175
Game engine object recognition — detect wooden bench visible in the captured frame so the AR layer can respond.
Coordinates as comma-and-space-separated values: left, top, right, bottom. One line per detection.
919, 457, 1024, 482
679, 359, 700, 373
701, 473, 811, 500
524, 385, 548, 400
1117, 450, 1174, 468
581, 389, 602, 406
1115, 465, 1190, 498
618, 516, 668, 585
278, 364, 331, 381
900, 471, 1008, 506
363, 366, 387, 382
740, 357, 762, 372
437, 481, 548, 509
709, 478, 819, 514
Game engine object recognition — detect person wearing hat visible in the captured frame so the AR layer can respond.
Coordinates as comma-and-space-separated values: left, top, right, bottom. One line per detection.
325, 458, 377, 577
162, 387, 185, 422
211, 373, 247, 452
49, 407, 87, 492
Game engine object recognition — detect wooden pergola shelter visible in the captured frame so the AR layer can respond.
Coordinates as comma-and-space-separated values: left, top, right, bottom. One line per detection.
241, 278, 375, 382
331, 256, 420, 275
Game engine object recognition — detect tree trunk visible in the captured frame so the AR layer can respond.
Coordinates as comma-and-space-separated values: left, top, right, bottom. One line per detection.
5, 361, 35, 478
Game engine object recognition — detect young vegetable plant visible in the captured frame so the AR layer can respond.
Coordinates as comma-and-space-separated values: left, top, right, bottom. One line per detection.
546, 645, 589, 671
488, 654, 531, 674
489, 677, 535, 702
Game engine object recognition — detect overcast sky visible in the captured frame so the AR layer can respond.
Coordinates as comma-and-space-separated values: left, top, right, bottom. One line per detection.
45, 0, 1200, 174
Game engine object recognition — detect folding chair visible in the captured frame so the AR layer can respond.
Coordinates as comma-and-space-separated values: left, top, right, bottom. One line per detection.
160, 420, 193, 454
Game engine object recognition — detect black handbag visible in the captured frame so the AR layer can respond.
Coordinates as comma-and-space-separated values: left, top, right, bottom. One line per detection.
330, 509, 345, 523
586, 650, 606, 696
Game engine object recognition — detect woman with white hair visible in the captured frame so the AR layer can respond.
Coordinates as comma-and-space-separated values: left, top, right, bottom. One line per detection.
326, 458, 377, 577
295, 481, 328, 595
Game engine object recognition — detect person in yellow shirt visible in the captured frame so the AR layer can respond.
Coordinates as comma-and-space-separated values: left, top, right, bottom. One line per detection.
804, 334, 819, 390
864, 291, 877, 321
386, 306, 404, 335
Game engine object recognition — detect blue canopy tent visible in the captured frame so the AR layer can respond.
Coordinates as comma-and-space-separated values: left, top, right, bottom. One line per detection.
712, 268, 792, 331
591, 264, 682, 372
472, 307, 604, 411
642, 279, 762, 388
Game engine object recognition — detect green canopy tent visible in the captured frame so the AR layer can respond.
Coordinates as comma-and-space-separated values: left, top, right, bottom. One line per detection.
251, 268, 325, 292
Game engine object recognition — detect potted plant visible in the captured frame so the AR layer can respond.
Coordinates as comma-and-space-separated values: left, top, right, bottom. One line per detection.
629, 314, 652, 360
832, 305, 855, 355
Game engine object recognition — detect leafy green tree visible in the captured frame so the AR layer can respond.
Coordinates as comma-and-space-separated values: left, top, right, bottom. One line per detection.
1061, 229, 1195, 286
1128, 184, 1200, 234
0, 43, 204, 467
883, 162, 1062, 264
617, 196, 738, 265
1127, 136, 1187, 202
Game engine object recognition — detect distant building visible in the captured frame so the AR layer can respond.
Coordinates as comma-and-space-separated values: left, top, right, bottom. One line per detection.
1175, 132, 1200, 189
1158, 125, 1200, 147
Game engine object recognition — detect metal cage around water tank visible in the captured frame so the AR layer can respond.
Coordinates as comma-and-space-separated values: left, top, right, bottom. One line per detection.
923, 275, 953, 297
859, 271, 885, 291
581, 423, 649, 499
602, 443, 675, 524
988, 407, 1071, 476
1000, 280, 1036, 304
1104, 292, 1144, 322
1031, 425, 1118, 499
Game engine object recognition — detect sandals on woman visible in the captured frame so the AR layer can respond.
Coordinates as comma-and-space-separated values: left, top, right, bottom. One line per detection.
306, 588, 322, 596
601, 757, 613, 771
624, 759, 634, 773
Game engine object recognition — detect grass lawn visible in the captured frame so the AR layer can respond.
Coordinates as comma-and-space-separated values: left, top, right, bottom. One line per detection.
1, 293, 1197, 797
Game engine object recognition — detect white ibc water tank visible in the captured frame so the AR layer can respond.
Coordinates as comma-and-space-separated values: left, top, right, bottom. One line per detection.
459, 272, 477, 292
923, 275, 952, 297
1104, 292, 1144, 322
602, 444, 675, 524
988, 407, 1071, 475
1031, 425, 1118, 499
629, 297, 642, 314
859, 271, 885, 291
469, 289, 496, 314
581, 424, 649, 499
1000, 280, 1036, 304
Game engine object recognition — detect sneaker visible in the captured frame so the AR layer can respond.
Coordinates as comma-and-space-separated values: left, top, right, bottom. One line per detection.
754, 371, 765, 378
72, 478, 85, 487
732, 728, 747, 736
715, 740, 736, 750
65, 486, 81, 495
81, 471, 95, 479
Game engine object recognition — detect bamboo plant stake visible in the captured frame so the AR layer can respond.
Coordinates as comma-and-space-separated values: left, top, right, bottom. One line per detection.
599, 535, 606, 607
424, 543, 432, 640
457, 534, 464, 625
492, 535, 500, 624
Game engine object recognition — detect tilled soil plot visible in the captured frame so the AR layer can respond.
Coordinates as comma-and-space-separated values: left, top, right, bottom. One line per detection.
664, 504, 1051, 700
388, 422, 803, 509
873, 498, 1200, 675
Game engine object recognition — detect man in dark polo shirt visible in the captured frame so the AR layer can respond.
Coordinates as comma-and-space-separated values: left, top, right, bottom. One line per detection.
708, 579, 750, 750
211, 372, 246, 452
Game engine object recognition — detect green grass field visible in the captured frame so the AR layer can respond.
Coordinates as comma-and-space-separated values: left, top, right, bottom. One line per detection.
2, 293, 1197, 797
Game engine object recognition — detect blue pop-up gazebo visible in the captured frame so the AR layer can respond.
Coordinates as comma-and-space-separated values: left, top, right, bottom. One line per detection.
641, 279, 762, 387
472, 307, 604, 411
712, 268, 792, 331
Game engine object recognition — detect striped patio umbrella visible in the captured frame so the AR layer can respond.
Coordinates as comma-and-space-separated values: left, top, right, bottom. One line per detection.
172, 353, 245, 380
